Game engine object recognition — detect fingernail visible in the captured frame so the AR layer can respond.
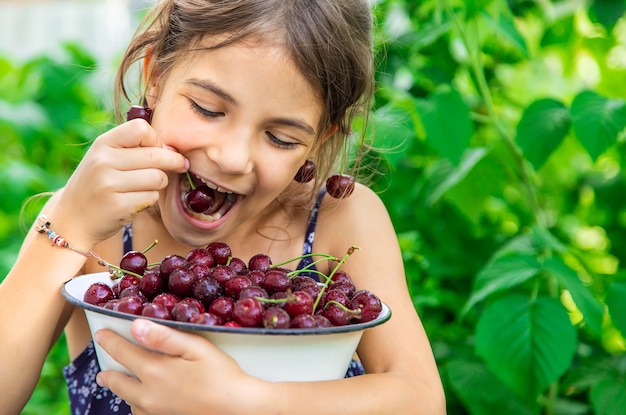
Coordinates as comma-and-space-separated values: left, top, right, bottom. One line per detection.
96, 373, 104, 387
184, 158, 190, 170
134, 319, 150, 340
94, 331, 102, 344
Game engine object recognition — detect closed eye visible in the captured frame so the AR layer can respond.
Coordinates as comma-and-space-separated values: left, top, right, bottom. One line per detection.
189, 100, 224, 118
266, 132, 299, 150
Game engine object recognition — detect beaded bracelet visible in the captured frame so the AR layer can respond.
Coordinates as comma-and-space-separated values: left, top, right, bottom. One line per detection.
36, 215, 100, 260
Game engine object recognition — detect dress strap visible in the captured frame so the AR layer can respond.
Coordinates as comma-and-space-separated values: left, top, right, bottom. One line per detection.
122, 224, 133, 254
295, 188, 327, 279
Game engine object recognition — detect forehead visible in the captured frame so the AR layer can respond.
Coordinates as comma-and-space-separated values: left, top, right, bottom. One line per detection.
162, 36, 324, 128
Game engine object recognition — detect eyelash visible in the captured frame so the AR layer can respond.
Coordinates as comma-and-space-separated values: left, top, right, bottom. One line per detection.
266, 132, 299, 150
189, 99, 300, 150
190, 100, 223, 118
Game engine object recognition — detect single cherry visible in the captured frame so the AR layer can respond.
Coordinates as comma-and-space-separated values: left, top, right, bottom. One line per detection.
190, 312, 223, 326
192, 277, 223, 308
326, 174, 355, 199
284, 290, 315, 317
84, 283, 115, 305
186, 248, 215, 267
126, 105, 153, 123
262, 307, 291, 329
261, 269, 292, 294
160, 254, 187, 278
171, 300, 201, 322
208, 296, 235, 322
142, 303, 172, 320
207, 242, 232, 265
289, 313, 318, 329
294, 159, 316, 183
184, 187, 216, 213
233, 297, 264, 327
248, 253, 272, 271
119, 250, 148, 276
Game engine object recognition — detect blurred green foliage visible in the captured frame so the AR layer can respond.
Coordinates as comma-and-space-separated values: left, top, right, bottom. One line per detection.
0, 43, 112, 414
3, 0, 626, 413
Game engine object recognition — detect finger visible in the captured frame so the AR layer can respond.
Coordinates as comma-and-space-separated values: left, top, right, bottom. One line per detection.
109, 145, 189, 174
95, 365, 142, 398
129, 319, 214, 362
101, 168, 170, 193
112, 119, 162, 149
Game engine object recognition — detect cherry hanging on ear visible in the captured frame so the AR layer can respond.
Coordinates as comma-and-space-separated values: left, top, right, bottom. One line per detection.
326, 174, 355, 199
294, 159, 316, 183
126, 105, 153, 123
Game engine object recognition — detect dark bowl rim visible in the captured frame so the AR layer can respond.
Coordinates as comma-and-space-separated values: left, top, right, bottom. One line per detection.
62, 272, 392, 336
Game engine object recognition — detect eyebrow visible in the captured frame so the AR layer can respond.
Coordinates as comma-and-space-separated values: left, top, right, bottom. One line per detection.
186, 78, 317, 137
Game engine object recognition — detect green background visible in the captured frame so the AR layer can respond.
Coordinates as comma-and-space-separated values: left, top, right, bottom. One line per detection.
2, 1, 626, 414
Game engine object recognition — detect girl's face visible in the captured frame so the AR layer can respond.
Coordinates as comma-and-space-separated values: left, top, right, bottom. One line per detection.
147, 38, 324, 246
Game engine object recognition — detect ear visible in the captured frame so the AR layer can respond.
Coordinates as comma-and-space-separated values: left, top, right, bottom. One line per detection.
142, 46, 160, 106
312, 124, 339, 153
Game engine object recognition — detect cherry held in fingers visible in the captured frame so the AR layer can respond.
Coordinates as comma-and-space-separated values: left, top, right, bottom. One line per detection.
126, 105, 153, 123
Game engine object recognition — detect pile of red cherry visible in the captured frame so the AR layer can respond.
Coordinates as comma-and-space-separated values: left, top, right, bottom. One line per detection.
83, 242, 383, 329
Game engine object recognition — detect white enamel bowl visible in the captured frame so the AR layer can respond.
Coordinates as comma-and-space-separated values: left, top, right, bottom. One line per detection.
62, 272, 391, 382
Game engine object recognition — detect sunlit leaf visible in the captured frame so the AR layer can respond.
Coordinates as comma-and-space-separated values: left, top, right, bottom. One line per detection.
543, 256, 604, 336
570, 91, 626, 161
476, 295, 577, 399
515, 99, 570, 170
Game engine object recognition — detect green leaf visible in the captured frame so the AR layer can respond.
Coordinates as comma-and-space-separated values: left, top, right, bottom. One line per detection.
606, 279, 626, 338
589, 0, 625, 32
543, 256, 604, 336
515, 99, 570, 170
446, 360, 539, 415
570, 91, 626, 161
425, 148, 487, 206
480, 10, 529, 57
590, 378, 626, 415
462, 252, 540, 315
419, 86, 473, 165
475, 295, 577, 399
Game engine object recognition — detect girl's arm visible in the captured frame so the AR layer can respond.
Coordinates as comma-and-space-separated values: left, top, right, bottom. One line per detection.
95, 184, 446, 415
0, 120, 188, 414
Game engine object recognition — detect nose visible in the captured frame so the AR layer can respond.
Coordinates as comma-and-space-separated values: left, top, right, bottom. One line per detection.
206, 128, 254, 175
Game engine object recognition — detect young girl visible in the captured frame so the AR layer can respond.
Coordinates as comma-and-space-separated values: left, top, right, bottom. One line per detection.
0, 0, 445, 414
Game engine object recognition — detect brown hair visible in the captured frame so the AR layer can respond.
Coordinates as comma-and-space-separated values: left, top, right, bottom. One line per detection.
115, 0, 375, 202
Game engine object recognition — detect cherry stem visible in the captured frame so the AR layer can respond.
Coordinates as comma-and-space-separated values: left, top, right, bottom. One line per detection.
106, 263, 143, 279
312, 246, 359, 312
323, 299, 360, 317
185, 171, 196, 190
142, 239, 159, 254
271, 253, 337, 270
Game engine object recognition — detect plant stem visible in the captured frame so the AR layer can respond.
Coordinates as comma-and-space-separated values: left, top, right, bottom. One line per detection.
444, 1, 545, 228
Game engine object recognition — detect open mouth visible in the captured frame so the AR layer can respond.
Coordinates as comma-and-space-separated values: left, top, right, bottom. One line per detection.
180, 172, 239, 221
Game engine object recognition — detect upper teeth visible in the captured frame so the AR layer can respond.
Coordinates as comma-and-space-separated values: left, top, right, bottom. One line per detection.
198, 176, 233, 194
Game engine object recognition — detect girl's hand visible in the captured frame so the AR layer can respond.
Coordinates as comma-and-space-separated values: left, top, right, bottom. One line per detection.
47, 119, 189, 251
94, 319, 271, 415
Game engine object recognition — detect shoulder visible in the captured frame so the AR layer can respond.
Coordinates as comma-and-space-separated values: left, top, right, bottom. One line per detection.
315, 182, 400, 262
320, 182, 396, 235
